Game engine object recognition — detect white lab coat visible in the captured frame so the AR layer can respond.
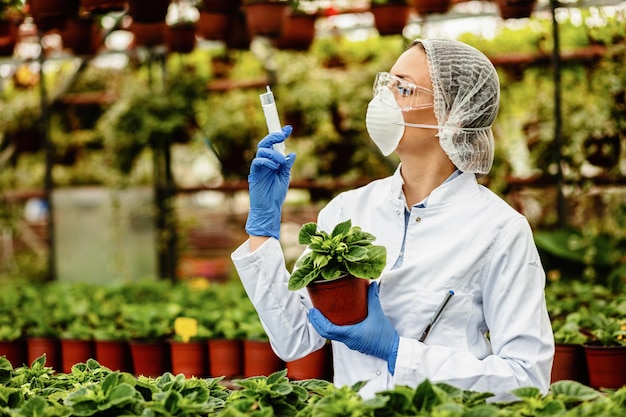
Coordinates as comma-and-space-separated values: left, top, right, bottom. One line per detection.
231, 168, 554, 401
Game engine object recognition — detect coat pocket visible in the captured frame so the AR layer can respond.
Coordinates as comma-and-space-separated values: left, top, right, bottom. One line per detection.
407, 289, 473, 349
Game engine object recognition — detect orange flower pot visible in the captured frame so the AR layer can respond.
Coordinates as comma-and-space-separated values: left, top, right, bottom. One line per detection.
307, 275, 370, 326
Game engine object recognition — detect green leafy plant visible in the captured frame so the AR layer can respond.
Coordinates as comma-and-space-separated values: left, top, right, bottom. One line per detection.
223, 369, 309, 416
584, 313, 626, 347
142, 372, 227, 416
552, 313, 589, 345
0, 91, 41, 135
288, 219, 387, 290
3, 355, 626, 416
119, 303, 180, 342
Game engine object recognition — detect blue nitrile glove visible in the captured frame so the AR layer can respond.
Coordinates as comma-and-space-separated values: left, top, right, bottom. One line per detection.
309, 281, 400, 374
245, 125, 296, 240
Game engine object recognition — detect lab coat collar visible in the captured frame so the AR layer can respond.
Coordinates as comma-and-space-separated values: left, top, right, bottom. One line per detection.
389, 164, 479, 209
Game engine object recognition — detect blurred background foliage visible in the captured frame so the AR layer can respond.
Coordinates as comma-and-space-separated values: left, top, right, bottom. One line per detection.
1, 6, 625, 287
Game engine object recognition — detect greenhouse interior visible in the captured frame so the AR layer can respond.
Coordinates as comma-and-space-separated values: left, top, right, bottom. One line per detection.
1, 0, 626, 415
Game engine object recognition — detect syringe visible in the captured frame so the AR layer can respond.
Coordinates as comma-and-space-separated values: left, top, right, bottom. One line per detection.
259, 85, 285, 154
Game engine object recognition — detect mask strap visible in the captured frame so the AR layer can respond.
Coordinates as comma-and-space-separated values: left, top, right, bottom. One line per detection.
392, 121, 491, 132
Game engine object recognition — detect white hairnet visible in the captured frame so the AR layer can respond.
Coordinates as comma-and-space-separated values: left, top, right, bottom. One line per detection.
412, 39, 500, 176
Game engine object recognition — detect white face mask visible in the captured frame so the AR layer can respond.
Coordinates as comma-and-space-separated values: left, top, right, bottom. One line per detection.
365, 89, 439, 156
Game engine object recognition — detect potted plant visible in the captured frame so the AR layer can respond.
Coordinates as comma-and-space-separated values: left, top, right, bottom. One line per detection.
91, 288, 133, 373
119, 302, 178, 377
0, 286, 26, 368
274, 0, 317, 51
165, 0, 197, 54
243, 0, 289, 38
497, 0, 537, 20
195, 0, 241, 41
551, 312, 589, 385
169, 314, 210, 378
28, 0, 79, 31
370, 0, 410, 36
582, 312, 626, 390
288, 219, 387, 325
240, 311, 283, 378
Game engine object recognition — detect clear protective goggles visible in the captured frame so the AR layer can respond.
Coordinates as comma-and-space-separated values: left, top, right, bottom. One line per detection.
373, 72, 434, 112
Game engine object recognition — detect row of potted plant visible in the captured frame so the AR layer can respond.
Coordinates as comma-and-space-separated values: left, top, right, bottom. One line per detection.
546, 279, 626, 390
1, 356, 625, 417
0, 277, 334, 381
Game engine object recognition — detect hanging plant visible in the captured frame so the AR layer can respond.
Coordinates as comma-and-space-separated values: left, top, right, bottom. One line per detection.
496, 0, 537, 20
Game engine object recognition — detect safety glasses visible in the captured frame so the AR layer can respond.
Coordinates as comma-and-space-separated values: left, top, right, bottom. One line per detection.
373, 72, 434, 112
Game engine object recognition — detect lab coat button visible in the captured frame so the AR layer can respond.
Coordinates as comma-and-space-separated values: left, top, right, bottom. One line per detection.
376, 370, 382, 376
415, 217, 422, 222
395, 209, 401, 215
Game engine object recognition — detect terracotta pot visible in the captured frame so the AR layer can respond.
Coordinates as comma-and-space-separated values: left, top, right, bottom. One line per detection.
165, 23, 196, 54
244, 2, 288, 38
286, 344, 332, 380
371, 4, 410, 36
551, 343, 588, 384
0, 340, 27, 368
306, 275, 370, 326
60, 339, 94, 373
583, 345, 626, 390
129, 340, 170, 377
60, 16, 100, 55
243, 340, 283, 377
274, 12, 316, 51
130, 21, 166, 48
94, 340, 132, 372
197, 11, 231, 41
208, 339, 243, 378
27, 337, 61, 370
80, 0, 126, 14
497, 0, 536, 19
169, 340, 208, 377
29, 0, 79, 31
128, 0, 171, 23
411, 0, 451, 16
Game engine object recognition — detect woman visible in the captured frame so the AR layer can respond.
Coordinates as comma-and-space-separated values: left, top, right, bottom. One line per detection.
231, 38, 554, 401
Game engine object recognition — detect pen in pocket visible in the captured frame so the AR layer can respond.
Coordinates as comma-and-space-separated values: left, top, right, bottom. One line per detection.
419, 290, 454, 343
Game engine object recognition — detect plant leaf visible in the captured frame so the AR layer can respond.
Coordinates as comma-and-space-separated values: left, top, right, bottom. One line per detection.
331, 220, 352, 238
298, 223, 319, 245
288, 264, 319, 291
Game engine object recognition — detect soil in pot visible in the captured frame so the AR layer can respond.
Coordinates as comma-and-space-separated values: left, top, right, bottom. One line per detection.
306, 275, 370, 326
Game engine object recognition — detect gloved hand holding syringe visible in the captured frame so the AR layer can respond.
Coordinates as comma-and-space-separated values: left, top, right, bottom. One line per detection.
245, 86, 296, 241
259, 85, 286, 155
